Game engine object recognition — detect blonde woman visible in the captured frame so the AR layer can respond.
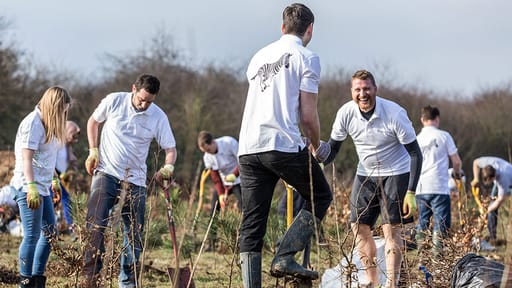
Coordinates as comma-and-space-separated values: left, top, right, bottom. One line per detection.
10, 86, 71, 288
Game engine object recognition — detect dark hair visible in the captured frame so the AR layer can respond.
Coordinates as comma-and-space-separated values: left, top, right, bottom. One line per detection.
134, 74, 160, 94
197, 130, 214, 147
282, 3, 314, 37
482, 165, 496, 182
352, 70, 377, 86
421, 105, 440, 121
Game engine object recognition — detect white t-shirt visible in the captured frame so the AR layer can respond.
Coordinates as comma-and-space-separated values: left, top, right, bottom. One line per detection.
330, 97, 417, 176
203, 136, 240, 186
55, 145, 69, 173
476, 156, 512, 197
239, 34, 320, 156
416, 126, 458, 195
93, 92, 176, 187
10, 108, 61, 196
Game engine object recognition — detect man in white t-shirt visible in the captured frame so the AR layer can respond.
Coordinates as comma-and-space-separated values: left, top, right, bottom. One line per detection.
416, 105, 462, 255
81, 74, 177, 288
197, 131, 242, 251
471, 156, 512, 244
238, 4, 332, 286
324, 70, 422, 287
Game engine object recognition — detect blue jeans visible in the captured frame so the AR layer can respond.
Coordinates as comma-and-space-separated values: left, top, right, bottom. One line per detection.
82, 171, 146, 287
487, 207, 498, 240
14, 188, 56, 277
416, 194, 451, 238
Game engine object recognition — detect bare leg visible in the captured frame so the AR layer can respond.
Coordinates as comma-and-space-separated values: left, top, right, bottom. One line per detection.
382, 223, 403, 288
351, 223, 378, 285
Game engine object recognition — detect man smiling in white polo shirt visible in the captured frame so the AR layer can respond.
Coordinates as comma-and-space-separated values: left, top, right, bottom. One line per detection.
324, 70, 422, 287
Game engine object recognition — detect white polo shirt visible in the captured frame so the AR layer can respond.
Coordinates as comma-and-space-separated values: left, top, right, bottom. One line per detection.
239, 34, 320, 156
93, 92, 176, 187
416, 126, 458, 195
203, 136, 240, 186
330, 96, 417, 176
476, 156, 512, 197
10, 107, 61, 196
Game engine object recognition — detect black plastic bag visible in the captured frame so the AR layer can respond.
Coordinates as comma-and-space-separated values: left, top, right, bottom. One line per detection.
451, 253, 511, 288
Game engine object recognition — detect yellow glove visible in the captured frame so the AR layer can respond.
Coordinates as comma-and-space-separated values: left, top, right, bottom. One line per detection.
219, 194, 226, 209
85, 148, 99, 175
225, 173, 237, 183
402, 192, 416, 219
27, 182, 41, 209
159, 164, 175, 179
59, 170, 75, 183
51, 177, 61, 204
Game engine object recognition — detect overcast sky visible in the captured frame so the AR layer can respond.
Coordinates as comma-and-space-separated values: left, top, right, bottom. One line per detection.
1, 0, 511, 96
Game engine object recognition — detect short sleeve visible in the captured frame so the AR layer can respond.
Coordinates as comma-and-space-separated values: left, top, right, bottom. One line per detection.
300, 54, 320, 94
92, 93, 115, 123
330, 108, 348, 142
394, 109, 417, 145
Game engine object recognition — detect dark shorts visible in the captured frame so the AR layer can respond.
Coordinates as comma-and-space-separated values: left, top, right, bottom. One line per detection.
350, 173, 413, 228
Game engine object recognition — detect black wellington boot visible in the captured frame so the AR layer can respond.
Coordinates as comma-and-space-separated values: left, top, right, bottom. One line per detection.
18, 275, 33, 288
240, 252, 262, 288
32, 275, 46, 288
270, 209, 320, 280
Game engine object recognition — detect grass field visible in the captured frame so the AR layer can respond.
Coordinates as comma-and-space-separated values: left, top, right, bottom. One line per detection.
0, 175, 510, 287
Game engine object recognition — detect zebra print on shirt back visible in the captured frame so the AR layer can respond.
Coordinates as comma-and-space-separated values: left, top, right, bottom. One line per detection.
251, 53, 293, 92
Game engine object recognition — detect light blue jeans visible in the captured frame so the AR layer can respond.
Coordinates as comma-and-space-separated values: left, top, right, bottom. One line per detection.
14, 188, 56, 277
82, 171, 146, 288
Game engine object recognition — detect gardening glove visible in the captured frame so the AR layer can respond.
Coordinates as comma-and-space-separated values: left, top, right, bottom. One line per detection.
402, 191, 416, 219
27, 182, 41, 210
51, 176, 62, 204
470, 178, 479, 188
313, 141, 331, 163
219, 194, 227, 209
156, 164, 174, 188
225, 173, 237, 183
59, 170, 75, 183
301, 136, 311, 147
451, 170, 463, 180
85, 148, 99, 175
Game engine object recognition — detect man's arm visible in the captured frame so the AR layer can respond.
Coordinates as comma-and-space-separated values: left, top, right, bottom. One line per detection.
450, 153, 462, 177
299, 90, 320, 149
163, 147, 177, 166
87, 116, 101, 149
471, 158, 481, 187
488, 195, 507, 213
85, 116, 102, 175
323, 138, 343, 166
404, 140, 423, 193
